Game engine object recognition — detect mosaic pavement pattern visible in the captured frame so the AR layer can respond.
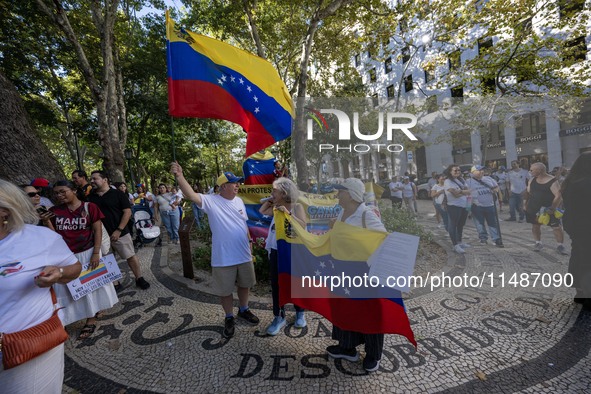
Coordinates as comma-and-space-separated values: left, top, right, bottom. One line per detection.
63, 201, 591, 393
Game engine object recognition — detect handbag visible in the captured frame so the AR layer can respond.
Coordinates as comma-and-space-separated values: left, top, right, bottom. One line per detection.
84, 202, 110, 255
1, 287, 68, 370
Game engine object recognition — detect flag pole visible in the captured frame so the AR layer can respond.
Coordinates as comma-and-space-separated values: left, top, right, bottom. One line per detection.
170, 116, 177, 185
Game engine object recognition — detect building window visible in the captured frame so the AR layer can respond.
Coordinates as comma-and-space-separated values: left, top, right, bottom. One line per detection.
424, 68, 434, 83
426, 95, 438, 113
387, 84, 395, 98
404, 74, 413, 92
451, 86, 463, 104
402, 47, 410, 63
560, 99, 591, 129
515, 111, 546, 137
452, 129, 471, 151
558, 0, 585, 20
481, 78, 495, 94
563, 36, 587, 63
354, 54, 360, 67
385, 57, 392, 73
369, 68, 377, 83
478, 37, 493, 55
371, 93, 378, 107
515, 17, 532, 36
488, 121, 504, 143
449, 51, 461, 71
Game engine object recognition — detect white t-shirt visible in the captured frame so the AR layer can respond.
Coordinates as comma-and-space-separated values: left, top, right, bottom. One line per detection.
444, 178, 468, 207
508, 169, 530, 194
402, 182, 415, 198
466, 176, 498, 207
432, 184, 446, 204
265, 216, 277, 254
389, 181, 403, 198
199, 194, 251, 267
0, 225, 78, 333
155, 192, 177, 212
337, 203, 386, 232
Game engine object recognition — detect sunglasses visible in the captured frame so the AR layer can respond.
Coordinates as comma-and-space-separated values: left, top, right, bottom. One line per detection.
27, 192, 40, 197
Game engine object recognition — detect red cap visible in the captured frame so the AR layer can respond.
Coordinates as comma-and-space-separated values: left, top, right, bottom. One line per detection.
30, 178, 50, 187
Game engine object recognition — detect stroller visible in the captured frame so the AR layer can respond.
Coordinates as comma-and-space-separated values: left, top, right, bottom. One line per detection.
132, 204, 162, 248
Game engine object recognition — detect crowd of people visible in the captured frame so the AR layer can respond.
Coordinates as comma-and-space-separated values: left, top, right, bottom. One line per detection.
1, 153, 589, 390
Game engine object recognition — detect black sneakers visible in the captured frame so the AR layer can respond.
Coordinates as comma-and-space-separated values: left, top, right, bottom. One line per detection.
363, 356, 380, 372
135, 277, 150, 290
237, 308, 260, 324
326, 345, 359, 362
223, 316, 235, 338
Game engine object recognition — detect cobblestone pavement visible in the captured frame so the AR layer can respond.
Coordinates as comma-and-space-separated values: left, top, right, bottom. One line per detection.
63, 200, 591, 393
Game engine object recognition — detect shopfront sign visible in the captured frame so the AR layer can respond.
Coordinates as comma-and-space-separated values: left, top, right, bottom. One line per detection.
560, 124, 591, 137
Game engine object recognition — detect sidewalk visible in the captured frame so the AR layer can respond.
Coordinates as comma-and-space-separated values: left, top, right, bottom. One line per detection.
63, 200, 591, 393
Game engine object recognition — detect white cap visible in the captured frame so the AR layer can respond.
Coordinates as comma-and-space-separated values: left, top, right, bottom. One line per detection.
333, 178, 365, 203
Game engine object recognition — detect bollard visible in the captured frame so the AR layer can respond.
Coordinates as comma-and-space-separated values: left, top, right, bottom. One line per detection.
178, 215, 195, 279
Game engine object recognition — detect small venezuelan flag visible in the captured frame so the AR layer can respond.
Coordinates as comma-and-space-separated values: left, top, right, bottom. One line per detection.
166, 12, 294, 157
79, 264, 108, 284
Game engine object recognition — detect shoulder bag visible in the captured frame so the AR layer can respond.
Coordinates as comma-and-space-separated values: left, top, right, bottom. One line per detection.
0, 287, 68, 369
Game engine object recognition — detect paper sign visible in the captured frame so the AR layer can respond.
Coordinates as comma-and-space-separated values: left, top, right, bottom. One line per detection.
67, 253, 122, 301
367, 232, 419, 292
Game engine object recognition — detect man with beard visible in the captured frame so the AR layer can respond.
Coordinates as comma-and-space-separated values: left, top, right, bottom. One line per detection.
87, 170, 150, 290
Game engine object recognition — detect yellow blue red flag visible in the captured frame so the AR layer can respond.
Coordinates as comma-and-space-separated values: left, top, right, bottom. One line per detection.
275, 210, 416, 346
166, 12, 294, 156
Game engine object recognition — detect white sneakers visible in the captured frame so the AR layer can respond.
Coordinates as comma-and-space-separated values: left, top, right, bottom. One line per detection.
454, 244, 466, 254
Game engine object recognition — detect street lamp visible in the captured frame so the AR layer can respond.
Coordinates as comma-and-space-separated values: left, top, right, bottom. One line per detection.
124, 148, 136, 185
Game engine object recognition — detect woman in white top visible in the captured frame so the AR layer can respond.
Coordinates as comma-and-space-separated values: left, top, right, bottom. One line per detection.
0, 179, 82, 394
259, 177, 307, 336
326, 178, 387, 373
154, 183, 180, 244
431, 174, 449, 230
444, 164, 472, 254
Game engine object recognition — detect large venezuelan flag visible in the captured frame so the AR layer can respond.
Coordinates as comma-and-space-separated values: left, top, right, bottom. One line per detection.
166, 12, 294, 156
276, 211, 416, 346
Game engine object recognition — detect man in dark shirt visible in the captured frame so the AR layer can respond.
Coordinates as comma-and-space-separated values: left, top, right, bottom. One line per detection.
88, 170, 150, 289
72, 170, 93, 201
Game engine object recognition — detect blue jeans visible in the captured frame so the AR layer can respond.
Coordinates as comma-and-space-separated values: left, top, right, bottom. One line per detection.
192, 203, 204, 229
434, 203, 449, 230
447, 205, 468, 246
471, 205, 500, 242
509, 192, 525, 220
161, 209, 180, 241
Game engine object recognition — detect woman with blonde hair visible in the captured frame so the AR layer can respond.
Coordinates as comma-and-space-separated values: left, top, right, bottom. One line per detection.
260, 177, 307, 335
0, 179, 82, 393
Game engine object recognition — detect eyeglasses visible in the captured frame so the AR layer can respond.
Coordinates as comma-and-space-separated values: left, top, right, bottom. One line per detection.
452, 169, 461, 172
27, 192, 40, 197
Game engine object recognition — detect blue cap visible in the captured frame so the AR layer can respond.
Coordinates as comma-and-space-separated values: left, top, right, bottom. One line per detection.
471, 165, 485, 172
216, 172, 244, 186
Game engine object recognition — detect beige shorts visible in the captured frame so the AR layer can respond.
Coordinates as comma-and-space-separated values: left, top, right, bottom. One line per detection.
211, 261, 256, 296
110, 233, 136, 260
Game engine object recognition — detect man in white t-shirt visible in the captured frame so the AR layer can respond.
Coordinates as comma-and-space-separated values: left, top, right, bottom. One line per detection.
171, 162, 259, 339
507, 160, 531, 222
388, 176, 403, 208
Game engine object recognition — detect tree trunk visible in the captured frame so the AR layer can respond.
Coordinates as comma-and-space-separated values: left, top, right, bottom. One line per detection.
35, 0, 128, 182
0, 72, 65, 184
292, 0, 354, 188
